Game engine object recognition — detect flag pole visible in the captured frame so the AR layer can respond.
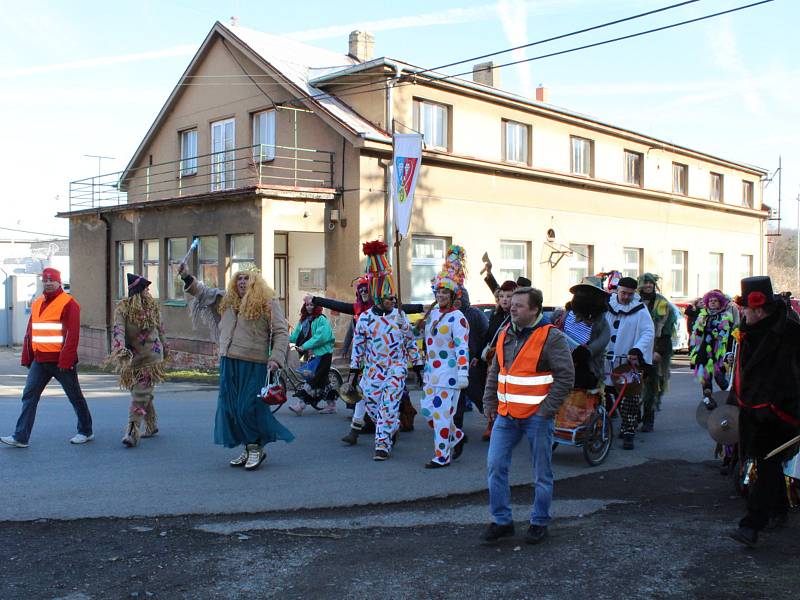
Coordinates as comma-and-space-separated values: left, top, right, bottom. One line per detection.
394, 229, 403, 303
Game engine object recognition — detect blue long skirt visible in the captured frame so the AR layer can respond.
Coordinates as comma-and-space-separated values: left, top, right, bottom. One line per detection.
214, 357, 295, 448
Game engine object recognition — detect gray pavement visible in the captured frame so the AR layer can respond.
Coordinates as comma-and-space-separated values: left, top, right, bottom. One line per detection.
0, 347, 712, 521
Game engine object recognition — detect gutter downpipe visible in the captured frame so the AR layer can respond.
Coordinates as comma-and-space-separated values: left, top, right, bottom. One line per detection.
384, 63, 402, 268
98, 211, 112, 357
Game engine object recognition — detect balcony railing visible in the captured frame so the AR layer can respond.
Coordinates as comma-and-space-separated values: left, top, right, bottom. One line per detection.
68, 144, 335, 211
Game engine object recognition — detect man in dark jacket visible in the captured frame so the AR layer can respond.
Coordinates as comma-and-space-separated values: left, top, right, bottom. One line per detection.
453, 288, 488, 431
1, 268, 93, 448
728, 276, 800, 547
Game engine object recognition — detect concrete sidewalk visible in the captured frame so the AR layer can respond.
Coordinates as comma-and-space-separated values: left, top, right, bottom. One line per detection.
0, 347, 712, 521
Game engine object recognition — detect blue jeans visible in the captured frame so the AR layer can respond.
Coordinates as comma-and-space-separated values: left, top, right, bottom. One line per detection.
487, 413, 555, 526
13, 361, 93, 444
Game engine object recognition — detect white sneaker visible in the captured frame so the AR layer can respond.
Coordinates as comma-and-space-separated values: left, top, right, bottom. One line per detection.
0, 435, 28, 448
69, 433, 95, 445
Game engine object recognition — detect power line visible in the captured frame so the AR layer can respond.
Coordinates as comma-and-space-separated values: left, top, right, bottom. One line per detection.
0, 226, 68, 239
275, 0, 774, 110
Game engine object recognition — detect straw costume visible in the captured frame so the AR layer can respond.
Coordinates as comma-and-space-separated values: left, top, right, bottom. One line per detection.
421, 244, 470, 467
350, 240, 421, 460
106, 274, 168, 448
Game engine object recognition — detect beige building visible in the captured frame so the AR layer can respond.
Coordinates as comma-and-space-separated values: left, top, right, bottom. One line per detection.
60, 21, 767, 366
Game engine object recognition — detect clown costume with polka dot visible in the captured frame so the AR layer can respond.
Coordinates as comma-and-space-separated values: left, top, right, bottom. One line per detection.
420, 245, 471, 468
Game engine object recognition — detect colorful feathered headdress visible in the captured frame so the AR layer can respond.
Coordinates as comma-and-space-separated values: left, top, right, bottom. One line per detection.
362, 240, 396, 303
432, 244, 467, 297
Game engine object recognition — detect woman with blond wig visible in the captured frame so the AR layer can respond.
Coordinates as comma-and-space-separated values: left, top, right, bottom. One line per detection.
178, 263, 294, 471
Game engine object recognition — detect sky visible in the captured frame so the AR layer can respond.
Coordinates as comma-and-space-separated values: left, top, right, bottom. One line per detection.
1, 0, 797, 240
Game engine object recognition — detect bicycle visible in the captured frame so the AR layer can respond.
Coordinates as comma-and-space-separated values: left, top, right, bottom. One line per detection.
269, 345, 343, 414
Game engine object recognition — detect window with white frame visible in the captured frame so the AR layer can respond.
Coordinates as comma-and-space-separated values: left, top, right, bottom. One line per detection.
568, 244, 593, 285
622, 247, 643, 279
740, 254, 753, 280
709, 252, 723, 290
503, 120, 529, 164
672, 162, 688, 195
671, 250, 688, 296
411, 236, 447, 302
570, 136, 594, 177
180, 129, 197, 176
413, 99, 449, 151
498, 241, 528, 283
142, 239, 160, 298
118, 241, 135, 298
624, 150, 643, 186
228, 234, 255, 280
742, 180, 754, 208
211, 118, 236, 191
198, 235, 219, 287
710, 172, 724, 202
167, 238, 188, 300
252, 110, 276, 161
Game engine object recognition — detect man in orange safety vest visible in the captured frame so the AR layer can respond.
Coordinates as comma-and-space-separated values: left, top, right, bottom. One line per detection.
1, 268, 93, 448
480, 286, 574, 546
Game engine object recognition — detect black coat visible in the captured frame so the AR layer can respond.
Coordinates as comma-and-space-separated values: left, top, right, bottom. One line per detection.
728, 302, 800, 457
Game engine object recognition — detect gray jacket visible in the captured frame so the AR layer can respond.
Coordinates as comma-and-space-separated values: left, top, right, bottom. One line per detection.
184, 276, 289, 367
482, 321, 575, 419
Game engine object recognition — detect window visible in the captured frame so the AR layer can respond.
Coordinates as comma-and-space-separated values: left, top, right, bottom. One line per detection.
229, 234, 255, 280
413, 99, 449, 151
167, 238, 188, 300
498, 241, 528, 283
503, 120, 529, 164
252, 110, 276, 162
742, 180, 754, 208
740, 254, 753, 280
117, 241, 135, 298
198, 236, 219, 287
672, 162, 688, 195
622, 247, 643, 279
570, 136, 594, 177
142, 239, 160, 298
671, 250, 688, 296
411, 236, 447, 302
180, 129, 197, 176
211, 118, 236, 191
709, 252, 723, 290
568, 244, 593, 285
624, 150, 643, 186
710, 172, 724, 202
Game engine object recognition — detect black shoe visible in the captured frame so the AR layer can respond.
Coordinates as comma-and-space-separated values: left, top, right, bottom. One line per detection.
373, 449, 389, 461
766, 514, 788, 530
452, 436, 467, 461
424, 460, 450, 469
640, 422, 653, 433
480, 522, 515, 545
728, 526, 758, 548
341, 428, 359, 446
623, 434, 634, 450
525, 525, 548, 545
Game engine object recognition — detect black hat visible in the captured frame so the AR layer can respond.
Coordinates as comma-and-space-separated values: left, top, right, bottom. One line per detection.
617, 276, 638, 290
570, 276, 610, 299
516, 276, 532, 287
740, 276, 776, 308
127, 273, 152, 297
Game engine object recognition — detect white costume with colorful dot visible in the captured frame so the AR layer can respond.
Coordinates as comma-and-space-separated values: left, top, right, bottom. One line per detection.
422, 307, 470, 465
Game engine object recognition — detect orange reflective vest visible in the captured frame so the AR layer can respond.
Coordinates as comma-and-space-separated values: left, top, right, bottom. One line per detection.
496, 324, 554, 419
30, 293, 74, 354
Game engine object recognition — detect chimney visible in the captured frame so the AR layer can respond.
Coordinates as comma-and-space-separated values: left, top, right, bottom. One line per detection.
535, 85, 549, 103
348, 31, 374, 62
472, 61, 500, 88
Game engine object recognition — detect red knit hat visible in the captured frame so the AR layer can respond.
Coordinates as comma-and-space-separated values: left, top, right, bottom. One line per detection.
41, 267, 61, 283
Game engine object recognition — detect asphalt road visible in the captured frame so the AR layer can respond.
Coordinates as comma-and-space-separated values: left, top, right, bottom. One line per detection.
0, 348, 713, 521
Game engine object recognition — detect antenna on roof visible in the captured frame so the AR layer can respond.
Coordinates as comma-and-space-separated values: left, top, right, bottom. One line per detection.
230, 16, 239, 27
